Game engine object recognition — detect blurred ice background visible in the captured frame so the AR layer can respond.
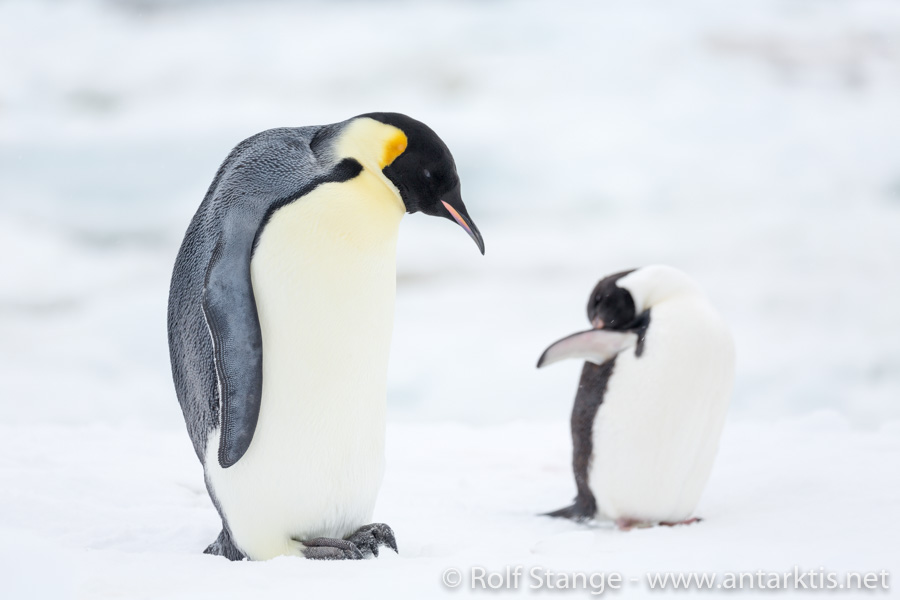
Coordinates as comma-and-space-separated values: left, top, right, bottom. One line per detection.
2, 0, 898, 430
2, 1, 899, 597
0, 0, 900, 427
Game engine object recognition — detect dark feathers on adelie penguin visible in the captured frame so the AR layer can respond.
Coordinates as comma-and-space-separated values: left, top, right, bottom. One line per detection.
586, 270, 637, 330
546, 270, 653, 520
546, 359, 617, 521
587, 269, 650, 356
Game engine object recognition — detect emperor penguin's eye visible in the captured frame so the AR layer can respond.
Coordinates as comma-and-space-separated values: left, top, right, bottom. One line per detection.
423, 169, 432, 179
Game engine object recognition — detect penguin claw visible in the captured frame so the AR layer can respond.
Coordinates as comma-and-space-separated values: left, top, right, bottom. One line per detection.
660, 517, 702, 527
615, 517, 702, 531
300, 523, 397, 560
302, 537, 364, 560
615, 518, 655, 531
346, 523, 398, 558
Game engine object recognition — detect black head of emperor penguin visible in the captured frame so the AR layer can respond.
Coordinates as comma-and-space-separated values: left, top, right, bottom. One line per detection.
361, 112, 485, 255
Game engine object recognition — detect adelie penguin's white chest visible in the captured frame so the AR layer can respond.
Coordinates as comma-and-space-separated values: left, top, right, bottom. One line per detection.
204, 170, 405, 560
589, 297, 735, 523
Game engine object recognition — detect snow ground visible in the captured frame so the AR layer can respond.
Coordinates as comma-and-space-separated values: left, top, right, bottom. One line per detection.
2, 416, 898, 599
1, 0, 899, 597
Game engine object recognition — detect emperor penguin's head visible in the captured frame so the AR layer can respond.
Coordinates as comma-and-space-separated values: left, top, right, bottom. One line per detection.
537, 265, 701, 368
353, 112, 484, 255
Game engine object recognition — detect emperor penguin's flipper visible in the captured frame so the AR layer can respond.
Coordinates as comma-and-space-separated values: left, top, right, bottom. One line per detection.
537, 329, 637, 369
201, 224, 264, 469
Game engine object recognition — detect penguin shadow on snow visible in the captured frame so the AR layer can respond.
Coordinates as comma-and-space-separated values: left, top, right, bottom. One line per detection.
535, 265, 735, 532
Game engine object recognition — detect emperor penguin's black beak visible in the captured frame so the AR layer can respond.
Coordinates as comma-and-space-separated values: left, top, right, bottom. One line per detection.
440, 189, 485, 255
536, 328, 638, 369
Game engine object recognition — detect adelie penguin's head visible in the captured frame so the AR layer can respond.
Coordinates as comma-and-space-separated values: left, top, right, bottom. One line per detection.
586, 269, 642, 331
536, 266, 700, 368
356, 112, 484, 255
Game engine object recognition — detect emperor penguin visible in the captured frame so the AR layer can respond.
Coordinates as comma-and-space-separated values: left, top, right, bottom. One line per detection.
167, 113, 484, 561
536, 266, 734, 529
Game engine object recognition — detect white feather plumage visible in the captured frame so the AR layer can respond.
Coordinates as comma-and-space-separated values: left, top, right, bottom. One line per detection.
204, 120, 407, 560
589, 266, 735, 523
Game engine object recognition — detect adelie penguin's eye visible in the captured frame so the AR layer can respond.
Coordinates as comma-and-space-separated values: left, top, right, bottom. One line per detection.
423, 169, 432, 179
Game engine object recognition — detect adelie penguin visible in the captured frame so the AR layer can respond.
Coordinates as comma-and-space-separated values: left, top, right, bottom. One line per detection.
167, 113, 484, 561
537, 266, 734, 529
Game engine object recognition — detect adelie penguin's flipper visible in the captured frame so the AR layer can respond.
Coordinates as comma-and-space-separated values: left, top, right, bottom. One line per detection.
537, 329, 637, 369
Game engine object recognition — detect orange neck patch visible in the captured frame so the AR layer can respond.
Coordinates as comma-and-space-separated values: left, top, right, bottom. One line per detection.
380, 132, 408, 168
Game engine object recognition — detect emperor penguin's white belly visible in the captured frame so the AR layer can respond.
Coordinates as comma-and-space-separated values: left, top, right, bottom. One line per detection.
204, 170, 404, 560
589, 297, 735, 523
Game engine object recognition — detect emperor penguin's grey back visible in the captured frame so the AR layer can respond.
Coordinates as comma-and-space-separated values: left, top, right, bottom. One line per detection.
166, 124, 341, 463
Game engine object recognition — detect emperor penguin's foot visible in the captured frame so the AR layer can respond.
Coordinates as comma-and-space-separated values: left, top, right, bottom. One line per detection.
302, 537, 365, 560
660, 517, 702, 527
346, 523, 398, 558
301, 523, 397, 560
544, 502, 595, 522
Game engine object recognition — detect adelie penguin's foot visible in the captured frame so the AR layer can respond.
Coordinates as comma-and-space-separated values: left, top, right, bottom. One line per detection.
301, 523, 398, 560
660, 517, 702, 527
614, 518, 655, 531
616, 517, 702, 531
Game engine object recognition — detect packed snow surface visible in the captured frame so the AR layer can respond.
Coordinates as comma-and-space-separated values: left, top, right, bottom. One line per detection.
1, 0, 899, 597
2, 416, 898, 598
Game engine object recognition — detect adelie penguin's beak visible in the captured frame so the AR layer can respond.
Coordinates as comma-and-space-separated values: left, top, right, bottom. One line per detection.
536, 326, 637, 369
440, 189, 485, 255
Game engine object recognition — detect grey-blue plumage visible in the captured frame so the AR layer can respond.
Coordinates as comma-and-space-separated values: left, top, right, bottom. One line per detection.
167, 113, 483, 561
168, 124, 354, 467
